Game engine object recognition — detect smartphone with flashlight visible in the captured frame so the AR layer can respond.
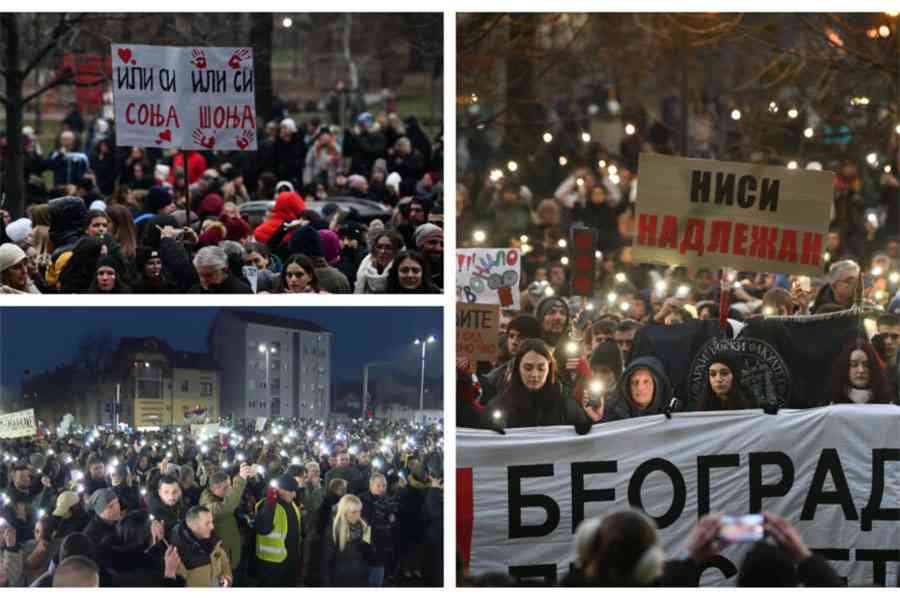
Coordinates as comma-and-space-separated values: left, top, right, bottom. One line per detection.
718, 514, 765, 543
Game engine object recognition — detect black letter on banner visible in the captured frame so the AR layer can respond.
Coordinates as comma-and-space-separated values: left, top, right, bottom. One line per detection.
697, 454, 740, 518
571, 461, 617, 533
696, 557, 738, 581
855, 549, 900, 586
861, 448, 900, 531
508, 564, 557, 585
749, 452, 794, 513
800, 449, 858, 522
508, 464, 560, 538
627, 459, 686, 528
809, 549, 850, 586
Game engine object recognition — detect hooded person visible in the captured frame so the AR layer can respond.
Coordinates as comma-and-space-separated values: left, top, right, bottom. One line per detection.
335, 221, 366, 286
576, 340, 626, 423
133, 246, 177, 293
414, 223, 443, 290
603, 356, 676, 422
0, 243, 40, 294
253, 191, 306, 244
48, 195, 88, 258
287, 224, 350, 293
88, 254, 131, 293
57, 236, 107, 292
696, 351, 757, 411
482, 338, 592, 431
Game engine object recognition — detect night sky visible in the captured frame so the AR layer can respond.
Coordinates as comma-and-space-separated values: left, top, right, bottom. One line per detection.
0, 307, 443, 391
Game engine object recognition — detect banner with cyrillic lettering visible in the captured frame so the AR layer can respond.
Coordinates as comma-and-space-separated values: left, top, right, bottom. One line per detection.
632, 154, 832, 277
457, 406, 900, 587
111, 44, 257, 151
0, 409, 37, 439
456, 249, 521, 308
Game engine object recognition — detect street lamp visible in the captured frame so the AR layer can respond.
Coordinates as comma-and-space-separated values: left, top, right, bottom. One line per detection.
258, 345, 276, 412
413, 336, 437, 411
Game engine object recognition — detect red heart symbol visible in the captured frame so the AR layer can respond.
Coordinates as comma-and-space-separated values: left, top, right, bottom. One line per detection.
117, 48, 133, 64
158, 129, 172, 142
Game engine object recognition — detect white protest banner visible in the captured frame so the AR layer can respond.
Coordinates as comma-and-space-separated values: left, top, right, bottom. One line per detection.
457, 248, 521, 309
190, 423, 219, 440
255, 417, 267, 432
111, 44, 257, 151
457, 405, 900, 587
632, 154, 833, 277
0, 409, 38, 439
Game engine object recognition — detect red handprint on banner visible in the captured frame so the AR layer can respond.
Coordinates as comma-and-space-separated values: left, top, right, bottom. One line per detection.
192, 128, 216, 150
228, 48, 251, 70
235, 129, 254, 150
191, 49, 207, 69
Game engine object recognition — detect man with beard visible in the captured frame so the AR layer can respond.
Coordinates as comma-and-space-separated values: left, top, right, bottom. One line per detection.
397, 197, 429, 250
148, 475, 188, 539
534, 296, 583, 402
171, 506, 232, 587
414, 223, 443, 290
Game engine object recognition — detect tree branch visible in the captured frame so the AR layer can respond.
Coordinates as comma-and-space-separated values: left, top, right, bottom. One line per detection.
21, 13, 86, 79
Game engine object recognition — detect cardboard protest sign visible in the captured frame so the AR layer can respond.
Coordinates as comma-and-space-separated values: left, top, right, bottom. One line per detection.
457, 303, 500, 362
0, 409, 38, 439
632, 154, 832, 277
457, 248, 521, 308
111, 44, 257, 151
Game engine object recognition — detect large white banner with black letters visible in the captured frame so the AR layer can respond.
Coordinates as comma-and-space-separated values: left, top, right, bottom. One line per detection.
457, 406, 900, 587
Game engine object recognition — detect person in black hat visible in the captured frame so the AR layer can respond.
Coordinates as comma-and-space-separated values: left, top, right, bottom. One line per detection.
88, 255, 131, 293
134, 186, 176, 242
336, 221, 366, 287
254, 475, 302, 587
133, 246, 177, 293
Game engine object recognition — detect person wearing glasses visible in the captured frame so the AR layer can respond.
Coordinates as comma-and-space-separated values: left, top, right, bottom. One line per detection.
813, 259, 860, 311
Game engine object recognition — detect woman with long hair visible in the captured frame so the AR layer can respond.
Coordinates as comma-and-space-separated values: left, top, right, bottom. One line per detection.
321, 494, 373, 587
106, 204, 137, 260
88, 255, 131, 294
483, 338, 591, 429
277, 254, 323, 294
828, 338, 894, 405
383, 250, 439, 293
696, 352, 757, 411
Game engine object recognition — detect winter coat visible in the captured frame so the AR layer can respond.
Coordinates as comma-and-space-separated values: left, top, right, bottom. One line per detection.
310, 257, 351, 294
170, 524, 231, 587
0, 543, 24, 587
604, 356, 675, 422
48, 196, 88, 258
146, 495, 188, 539
354, 253, 392, 293
483, 374, 593, 430
188, 274, 252, 294
199, 476, 247, 570
83, 513, 118, 548
301, 483, 324, 539
359, 491, 395, 566
320, 522, 373, 586
253, 192, 305, 245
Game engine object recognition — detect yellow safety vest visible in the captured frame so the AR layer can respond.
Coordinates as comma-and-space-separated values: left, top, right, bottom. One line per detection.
255, 499, 301, 564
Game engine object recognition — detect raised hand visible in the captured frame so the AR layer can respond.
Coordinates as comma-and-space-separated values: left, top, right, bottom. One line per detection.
228, 48, 251, 70
164, 546, 181, 578
191, 48, 207, 69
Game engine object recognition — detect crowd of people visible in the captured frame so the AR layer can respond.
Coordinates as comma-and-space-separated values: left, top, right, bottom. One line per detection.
0, 107, 444, 294
0, 417, 443, 587
460, 509, 846, 587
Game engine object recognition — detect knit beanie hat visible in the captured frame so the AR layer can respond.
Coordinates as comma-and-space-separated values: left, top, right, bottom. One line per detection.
288, 224, 325, 258
145, 186, 174, 214
534, 296, 570, 325
319, 229, 341, 266
0, 243, 26, 272
414, 223, 443, 249
89, 200, 107, 212
386, 172, 402, 192
135, 246, 161, 272
5, 218, 32, 244
507, 314, 541, 341
348, 174, 367, 191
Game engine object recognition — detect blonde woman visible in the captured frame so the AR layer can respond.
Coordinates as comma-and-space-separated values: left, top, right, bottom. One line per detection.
321, 494, 373, 586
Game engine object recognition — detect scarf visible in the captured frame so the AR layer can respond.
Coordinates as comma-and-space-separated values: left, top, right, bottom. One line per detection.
845, 387, 873, 404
